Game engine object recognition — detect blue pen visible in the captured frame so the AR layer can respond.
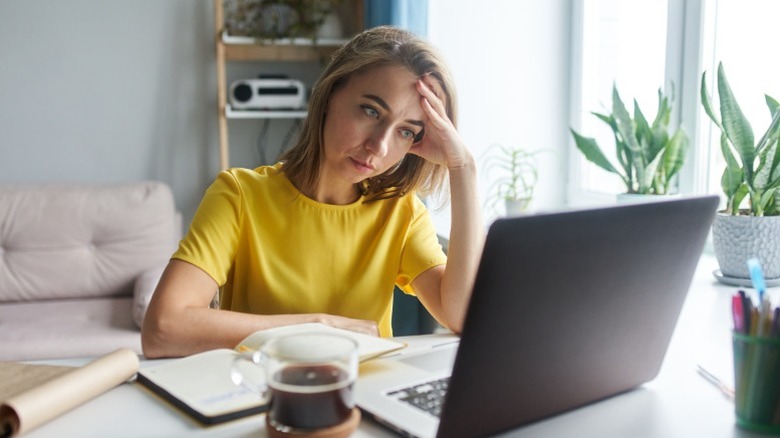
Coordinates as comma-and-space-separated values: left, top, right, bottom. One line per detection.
748, 258, 767, 302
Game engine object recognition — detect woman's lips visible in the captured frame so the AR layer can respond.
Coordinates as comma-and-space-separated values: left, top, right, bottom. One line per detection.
350, 157, 375, 173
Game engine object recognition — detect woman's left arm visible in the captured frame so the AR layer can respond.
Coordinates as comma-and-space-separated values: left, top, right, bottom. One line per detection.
408, 78, 485, 333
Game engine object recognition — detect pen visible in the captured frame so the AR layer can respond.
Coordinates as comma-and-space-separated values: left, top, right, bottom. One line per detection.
748, 258, 767, 302
739, 290, 752, 333
732, 294, 745, 333
738, 290, 754, 335
757, 296, 771, 337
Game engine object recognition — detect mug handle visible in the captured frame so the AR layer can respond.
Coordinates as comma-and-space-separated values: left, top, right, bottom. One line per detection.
230, 351, 271, 401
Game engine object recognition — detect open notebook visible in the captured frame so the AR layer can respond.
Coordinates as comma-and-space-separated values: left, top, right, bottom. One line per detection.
137, 323, 404, 424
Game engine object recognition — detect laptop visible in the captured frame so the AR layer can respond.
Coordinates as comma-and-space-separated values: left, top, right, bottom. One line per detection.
356, 195, 719, 438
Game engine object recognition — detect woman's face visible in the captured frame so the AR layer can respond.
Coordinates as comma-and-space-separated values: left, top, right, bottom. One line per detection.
320, 64, 425, 192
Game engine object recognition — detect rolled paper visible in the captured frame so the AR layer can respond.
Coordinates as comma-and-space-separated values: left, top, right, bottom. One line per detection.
0, 348, 139, 437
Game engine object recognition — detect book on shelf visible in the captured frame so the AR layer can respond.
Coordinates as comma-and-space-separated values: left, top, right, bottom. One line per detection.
136, 323, 405, 425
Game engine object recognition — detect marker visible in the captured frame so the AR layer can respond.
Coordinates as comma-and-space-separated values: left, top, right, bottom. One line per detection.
757, 296, 771, 337
732, 294, 745, 333
747, 258, 767, 302
738, 290, 752, 334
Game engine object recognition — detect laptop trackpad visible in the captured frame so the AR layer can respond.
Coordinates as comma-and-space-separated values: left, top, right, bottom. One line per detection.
398, 345, 458, 372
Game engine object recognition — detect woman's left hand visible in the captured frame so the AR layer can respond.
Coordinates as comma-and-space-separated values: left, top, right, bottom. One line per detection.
409, 76, 474, 170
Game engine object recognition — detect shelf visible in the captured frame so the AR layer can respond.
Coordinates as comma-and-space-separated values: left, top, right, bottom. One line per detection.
225, 104, 307, 119
214, 0, 363, 171
221, 31, 348, 62
222, 31, 350, 47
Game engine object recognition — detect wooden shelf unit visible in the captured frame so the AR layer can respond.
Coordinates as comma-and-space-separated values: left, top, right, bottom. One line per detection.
213, 0, 364, 170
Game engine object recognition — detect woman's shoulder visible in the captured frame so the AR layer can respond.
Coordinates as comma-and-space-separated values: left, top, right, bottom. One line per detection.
224, 162, 284, 179
218, 162, 289, 188
378, 191, 430, 219
205, 162, 293, 201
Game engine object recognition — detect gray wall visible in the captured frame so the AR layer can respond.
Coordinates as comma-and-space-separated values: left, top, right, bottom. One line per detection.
0, 1, 572, 233
0, 1, 220, 227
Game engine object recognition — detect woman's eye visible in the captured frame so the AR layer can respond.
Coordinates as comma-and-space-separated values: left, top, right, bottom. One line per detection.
400, 129, 415, 140
361, 105, 379, 118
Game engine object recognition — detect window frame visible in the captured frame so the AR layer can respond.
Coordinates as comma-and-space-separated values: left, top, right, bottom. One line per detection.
566, 0, 709, 206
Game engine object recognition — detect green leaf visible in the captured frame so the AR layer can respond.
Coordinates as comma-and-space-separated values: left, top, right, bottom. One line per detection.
754, 188, 778, 216
770, 191, 780, 216
717, 62, 756, 183
634, 100, 657, 161
720, 133, 743, 200
754, 112, 780, 190
700, 71, 722, 129
767, 95, 780, 115
651, 88, 671, 130
640, 146, 666, 194
611, 85, 645, 188
571, 129, 622, 177
732, 183, 749, 214
662, 128, 690, 182
768, 139, 780, 188
755, 107, 780, 156
592, 112, 614, 128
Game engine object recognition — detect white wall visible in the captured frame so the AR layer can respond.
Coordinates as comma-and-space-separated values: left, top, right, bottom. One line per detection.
427, 0, 571, 233
0, 0, 218, 226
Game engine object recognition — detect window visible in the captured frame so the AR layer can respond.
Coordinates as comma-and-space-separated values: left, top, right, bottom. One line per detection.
571, 0, 780, 209
569, 0, 671, 205
698, 0, 780, 201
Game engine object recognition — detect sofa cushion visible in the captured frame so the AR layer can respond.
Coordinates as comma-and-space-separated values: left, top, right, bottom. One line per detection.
0, 182, 179, 302
0, 297, 141, 361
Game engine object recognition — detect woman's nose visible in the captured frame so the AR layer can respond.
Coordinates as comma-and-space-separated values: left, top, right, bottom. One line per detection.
366, 126, 391, 157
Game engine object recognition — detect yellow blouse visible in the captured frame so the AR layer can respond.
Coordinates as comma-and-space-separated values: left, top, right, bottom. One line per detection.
172, 163, 447, 336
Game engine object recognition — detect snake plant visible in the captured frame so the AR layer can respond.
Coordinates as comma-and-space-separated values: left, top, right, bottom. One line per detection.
701, 62, 780, 216
571, 84, 689, 195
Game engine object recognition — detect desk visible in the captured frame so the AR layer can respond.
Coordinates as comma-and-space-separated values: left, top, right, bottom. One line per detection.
21, 255, 761, 437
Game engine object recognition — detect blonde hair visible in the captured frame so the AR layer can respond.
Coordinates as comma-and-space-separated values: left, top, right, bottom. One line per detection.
279, 26, 457, 203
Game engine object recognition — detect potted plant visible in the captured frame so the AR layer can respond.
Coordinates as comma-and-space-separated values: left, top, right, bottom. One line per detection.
224, 0, 342, 42
701, 62, 780, 281
570, 84, 689, 200
482, 144, 540, 216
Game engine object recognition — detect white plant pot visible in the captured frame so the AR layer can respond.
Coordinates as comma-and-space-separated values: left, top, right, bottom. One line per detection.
712, 212, 780, 279
505, 198, 531, 217
316, 11, 343, 39
616, 193, 681, 204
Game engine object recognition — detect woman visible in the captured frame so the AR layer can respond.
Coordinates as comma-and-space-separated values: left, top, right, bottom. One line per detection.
142, 26, 484, 358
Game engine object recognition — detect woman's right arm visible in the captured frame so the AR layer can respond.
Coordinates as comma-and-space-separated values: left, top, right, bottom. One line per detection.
141, 259, 378, 359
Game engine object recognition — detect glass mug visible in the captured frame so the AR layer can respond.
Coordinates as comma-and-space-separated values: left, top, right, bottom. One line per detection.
231, 332, 358, 433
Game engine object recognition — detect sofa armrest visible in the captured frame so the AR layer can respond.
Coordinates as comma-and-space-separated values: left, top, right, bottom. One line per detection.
132, 265, 166, 329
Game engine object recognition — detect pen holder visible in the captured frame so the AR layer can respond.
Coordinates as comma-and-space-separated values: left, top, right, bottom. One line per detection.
733, 332, 780, 434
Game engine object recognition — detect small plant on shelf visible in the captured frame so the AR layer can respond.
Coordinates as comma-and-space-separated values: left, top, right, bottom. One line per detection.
224, 0, 341, 42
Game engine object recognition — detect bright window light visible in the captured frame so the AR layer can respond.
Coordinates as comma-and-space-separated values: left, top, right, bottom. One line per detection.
700, 0, 780, 200
574, 0, 669, 197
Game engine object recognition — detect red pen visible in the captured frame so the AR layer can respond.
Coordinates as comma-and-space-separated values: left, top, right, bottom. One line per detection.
733, 294, 745, 333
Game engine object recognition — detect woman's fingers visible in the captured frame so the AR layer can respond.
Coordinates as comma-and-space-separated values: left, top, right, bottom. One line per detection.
416, 79, 449, 127
319, 314, 380, 337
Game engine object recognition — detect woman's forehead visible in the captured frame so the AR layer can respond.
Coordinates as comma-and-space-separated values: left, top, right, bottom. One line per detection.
344, 65, 423, 111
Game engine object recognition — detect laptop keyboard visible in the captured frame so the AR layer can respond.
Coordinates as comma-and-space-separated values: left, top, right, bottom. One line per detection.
386, 376, 450, 418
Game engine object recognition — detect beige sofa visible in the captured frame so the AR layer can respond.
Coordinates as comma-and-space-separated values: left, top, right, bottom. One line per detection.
0, 182, 180, 361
